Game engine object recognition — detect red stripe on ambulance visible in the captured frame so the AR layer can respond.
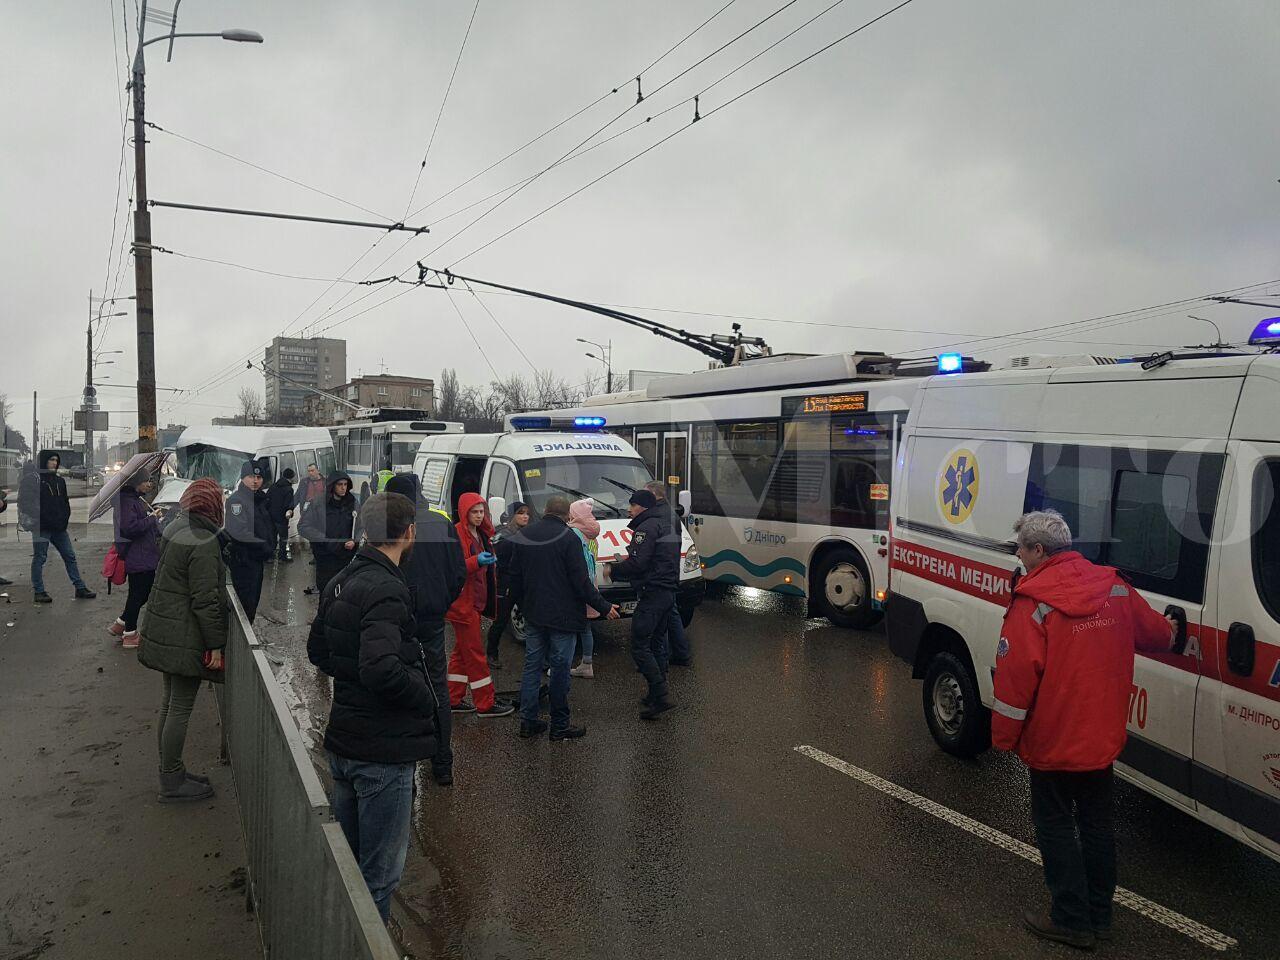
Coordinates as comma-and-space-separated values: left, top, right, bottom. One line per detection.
890, 540, 1012, 605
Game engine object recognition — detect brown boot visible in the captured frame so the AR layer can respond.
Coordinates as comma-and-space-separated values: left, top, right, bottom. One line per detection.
1023, 910, 1095, 950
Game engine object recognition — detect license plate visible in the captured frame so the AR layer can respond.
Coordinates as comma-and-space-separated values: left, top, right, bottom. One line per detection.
619, 601, 638, 615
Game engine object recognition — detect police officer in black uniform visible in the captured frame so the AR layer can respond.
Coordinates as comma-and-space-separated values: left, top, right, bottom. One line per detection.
226, 459, 274, 622
605, 489, 681, 720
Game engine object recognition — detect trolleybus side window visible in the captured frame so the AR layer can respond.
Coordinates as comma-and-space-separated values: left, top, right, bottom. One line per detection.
690, 423, 719, 514
1023, 444, 1223, 604
1253, 460, 1280, 623
716, 421, 779, 518
334, 435, 348, 470
770, 413, 894, 528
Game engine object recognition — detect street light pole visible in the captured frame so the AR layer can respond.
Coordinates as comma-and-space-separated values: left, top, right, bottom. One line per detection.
128, 1, 263, 452
577, 337, 613, 393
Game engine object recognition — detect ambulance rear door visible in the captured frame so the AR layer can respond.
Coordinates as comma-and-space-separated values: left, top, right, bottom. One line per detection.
1211, 439, 1280, 859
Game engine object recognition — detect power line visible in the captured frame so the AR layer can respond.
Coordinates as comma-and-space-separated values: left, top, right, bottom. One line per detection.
443, 289, 502, 380
403, 0, 483, 218
172, 1, 758, 399
459, 278, 538, 373
403, 0, 743, 224
444, 0, 919, 267
901, 278, 1280, 357
147, 121, 392, 221
419, 0, 815, 265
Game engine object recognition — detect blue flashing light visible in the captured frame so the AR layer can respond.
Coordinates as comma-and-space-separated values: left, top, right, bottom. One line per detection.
1248, 317, 1280, 345
938, 353, 964, 374
511, 416, 552, 430
573, 416, 607, 428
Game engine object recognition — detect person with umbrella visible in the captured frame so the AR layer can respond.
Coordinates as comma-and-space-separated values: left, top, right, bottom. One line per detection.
108, 468, 162, 649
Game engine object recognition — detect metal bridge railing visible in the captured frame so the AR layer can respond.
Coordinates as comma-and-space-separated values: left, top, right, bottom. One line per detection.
218, 588, 401, 960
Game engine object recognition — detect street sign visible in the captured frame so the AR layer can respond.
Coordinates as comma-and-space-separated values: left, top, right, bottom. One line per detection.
74, 410, 109, 431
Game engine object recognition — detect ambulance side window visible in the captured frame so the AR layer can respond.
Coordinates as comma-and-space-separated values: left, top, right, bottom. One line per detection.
1110, 470, 1189, 580
1253, 460, 1280, 623
1024, 443, 1223, 604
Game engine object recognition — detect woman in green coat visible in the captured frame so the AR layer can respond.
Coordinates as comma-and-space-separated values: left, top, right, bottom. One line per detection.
138, 478, 228, 803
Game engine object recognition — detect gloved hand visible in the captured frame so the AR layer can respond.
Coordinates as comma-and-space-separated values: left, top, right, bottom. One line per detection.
477, 551, 497, 566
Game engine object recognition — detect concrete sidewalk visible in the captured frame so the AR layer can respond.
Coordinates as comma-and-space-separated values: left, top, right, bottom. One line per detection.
0, 530, 261, 960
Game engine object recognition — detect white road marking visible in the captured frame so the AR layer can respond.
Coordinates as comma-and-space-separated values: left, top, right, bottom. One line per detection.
795, 745, 1238, 952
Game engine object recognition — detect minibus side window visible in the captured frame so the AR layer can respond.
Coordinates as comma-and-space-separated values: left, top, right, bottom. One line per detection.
1253, 460, 1280, 623
317, 446, 336, 477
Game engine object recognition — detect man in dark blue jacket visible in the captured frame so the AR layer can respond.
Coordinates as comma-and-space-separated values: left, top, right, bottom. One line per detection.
508, 495, 618, 740
606, 489, 680, 719
307, 492, 429, 922
18, 451, 95, 603
225, 460, 273, 622
385, 473, 467, 785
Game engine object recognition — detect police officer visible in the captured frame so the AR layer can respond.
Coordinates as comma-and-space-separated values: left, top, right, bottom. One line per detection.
604, 489, 681, 720
226, 459, 273, 623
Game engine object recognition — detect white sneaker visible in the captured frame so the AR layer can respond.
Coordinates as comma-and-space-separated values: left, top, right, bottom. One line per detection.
570, 662, 594, 679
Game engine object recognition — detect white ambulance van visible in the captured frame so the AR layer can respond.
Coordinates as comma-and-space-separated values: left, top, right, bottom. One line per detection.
411, 418, 705, 626
886, 350, 1280, 863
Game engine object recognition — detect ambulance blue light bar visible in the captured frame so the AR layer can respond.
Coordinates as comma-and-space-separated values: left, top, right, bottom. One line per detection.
937, 353, 964, 374
1248, 317, 1280, 345
511, 415, 607, 431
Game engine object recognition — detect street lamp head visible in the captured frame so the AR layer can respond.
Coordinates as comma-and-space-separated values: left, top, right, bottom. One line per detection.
221, 29, 264, 43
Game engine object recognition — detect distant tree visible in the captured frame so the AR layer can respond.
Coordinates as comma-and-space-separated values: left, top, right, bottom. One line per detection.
237, 387, 263, 425
437, 368, 462, 421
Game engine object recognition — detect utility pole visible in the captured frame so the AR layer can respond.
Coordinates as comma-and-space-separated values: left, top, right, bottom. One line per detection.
131, 10, 158, 453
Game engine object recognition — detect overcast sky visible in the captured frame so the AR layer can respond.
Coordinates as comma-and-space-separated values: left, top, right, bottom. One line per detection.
4, 0, 1278, 442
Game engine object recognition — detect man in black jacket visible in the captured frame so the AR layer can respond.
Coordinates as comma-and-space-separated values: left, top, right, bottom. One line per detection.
307, 491, 429, 922
384, 473, 467, 785
606, 489, 681, 719
18, 451, 96, 603
509, 495, 618, 740
265, 467, 296, 563
225, 459, 273, 622
0, 485, 10, 586
645, 480, 692, 666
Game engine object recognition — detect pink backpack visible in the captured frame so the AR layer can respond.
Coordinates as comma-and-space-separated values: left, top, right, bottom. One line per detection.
102, 546, 128, 587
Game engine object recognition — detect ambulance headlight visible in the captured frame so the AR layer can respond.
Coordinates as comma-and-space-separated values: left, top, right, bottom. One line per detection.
682, 546, 701, 574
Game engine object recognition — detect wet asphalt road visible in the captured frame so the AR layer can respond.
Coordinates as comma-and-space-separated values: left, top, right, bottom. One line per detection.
254, 561, 1280, 960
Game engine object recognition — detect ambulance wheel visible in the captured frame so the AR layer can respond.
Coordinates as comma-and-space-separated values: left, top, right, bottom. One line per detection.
509, 607, 528, 646
922, 651, 990, 757
813, 549, 880, 629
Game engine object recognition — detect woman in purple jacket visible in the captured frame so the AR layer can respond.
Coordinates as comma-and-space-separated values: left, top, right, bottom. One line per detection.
108, 471, 161, 649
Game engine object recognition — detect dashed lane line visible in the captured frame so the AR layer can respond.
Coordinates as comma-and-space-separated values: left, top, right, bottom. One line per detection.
794, 745, 1238, 952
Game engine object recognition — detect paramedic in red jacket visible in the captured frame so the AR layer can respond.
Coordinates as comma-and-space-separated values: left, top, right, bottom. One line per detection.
446, 493, 515, 717
993, 510, 1174, 950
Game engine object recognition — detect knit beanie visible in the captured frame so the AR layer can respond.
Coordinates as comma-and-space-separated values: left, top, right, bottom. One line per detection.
629, 489, 657, 510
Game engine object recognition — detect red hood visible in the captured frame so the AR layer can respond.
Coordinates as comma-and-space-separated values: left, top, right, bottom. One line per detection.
456, 491, 495, 538
1013, 551, 1118, 618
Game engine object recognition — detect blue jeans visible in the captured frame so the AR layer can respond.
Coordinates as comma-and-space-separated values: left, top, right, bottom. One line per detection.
520, 625, 575, 731
31, 529, 86, 594
327, 753, 416, 921
578, 624, 596, 662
